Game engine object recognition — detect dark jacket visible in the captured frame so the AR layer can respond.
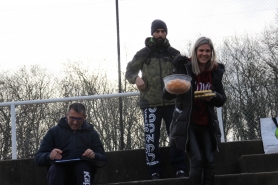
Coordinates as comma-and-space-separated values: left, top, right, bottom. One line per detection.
163, 55, 226, 151
34, 117, 107, 168
125, 37, 180, 108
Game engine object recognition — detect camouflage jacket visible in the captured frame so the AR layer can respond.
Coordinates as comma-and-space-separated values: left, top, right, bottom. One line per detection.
125, 37, 180, 109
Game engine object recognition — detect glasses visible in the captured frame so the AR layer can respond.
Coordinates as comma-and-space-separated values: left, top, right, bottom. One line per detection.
68, 116, 83, 121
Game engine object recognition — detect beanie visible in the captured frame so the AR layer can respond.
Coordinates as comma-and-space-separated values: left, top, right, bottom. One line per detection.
151, 19, 168, 35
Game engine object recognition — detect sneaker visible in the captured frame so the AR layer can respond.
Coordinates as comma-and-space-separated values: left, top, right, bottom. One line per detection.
176, 170, 185, 178
151, 173, 160, 180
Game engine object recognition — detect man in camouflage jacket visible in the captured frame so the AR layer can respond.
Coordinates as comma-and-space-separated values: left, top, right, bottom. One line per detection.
125, 19, 187, 180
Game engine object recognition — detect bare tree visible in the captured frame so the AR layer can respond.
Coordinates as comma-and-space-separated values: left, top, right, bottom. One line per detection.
219, 25, 277, 141
60, 61, 144, 151
0, 65, 61, 159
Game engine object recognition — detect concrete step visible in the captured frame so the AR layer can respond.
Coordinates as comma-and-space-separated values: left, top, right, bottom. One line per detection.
215, 171, 278, 185
94, 140, 264, 184
100, 171, 278, 185
214, 140, 264, 175
238, 153, 278, 173
0, 140, 267, 185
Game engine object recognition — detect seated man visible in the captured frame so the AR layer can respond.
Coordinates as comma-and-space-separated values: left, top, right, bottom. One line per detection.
34, 103, 107, 185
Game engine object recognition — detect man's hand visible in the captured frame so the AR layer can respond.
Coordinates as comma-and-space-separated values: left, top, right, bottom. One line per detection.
82, 149, 95, 159
135, 77, 146, 91
49, 148, 62, 160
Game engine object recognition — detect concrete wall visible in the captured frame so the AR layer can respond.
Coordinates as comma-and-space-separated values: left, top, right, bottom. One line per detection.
0, 140, 264, 185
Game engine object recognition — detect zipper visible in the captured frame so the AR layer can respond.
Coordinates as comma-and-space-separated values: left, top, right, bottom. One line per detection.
158, 57, 164, 106
175, 107, 182, 122
208, 107, 219, 152
73, 131, 77, 156
175, 108, 182, 114
186, 85, 193, 148
185, 65, 192, 148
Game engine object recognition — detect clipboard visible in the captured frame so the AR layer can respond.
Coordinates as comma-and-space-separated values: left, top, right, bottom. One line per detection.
55, 158, 81, 163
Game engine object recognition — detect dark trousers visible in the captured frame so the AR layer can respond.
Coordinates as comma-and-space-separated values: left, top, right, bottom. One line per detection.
143, 105, 187, 175
187, 124, 215, 185
47, 161, 95, 185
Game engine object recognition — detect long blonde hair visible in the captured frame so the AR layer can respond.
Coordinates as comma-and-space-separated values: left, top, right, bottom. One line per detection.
191, 37, 217, 75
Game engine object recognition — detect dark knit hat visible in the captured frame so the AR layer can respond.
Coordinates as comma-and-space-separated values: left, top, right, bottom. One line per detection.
151, 19, 168, 35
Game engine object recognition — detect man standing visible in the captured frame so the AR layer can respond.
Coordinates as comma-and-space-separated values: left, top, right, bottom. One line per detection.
125, 19, 187, 180
34, 103, 107, 185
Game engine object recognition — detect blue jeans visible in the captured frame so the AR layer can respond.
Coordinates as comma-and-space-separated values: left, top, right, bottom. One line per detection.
143, 105, 187, 175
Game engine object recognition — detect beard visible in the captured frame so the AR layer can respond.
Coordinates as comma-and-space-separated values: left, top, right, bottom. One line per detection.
155, 37, 165, 45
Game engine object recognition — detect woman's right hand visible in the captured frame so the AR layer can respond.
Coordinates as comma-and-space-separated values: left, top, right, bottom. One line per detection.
172, 55, 190, 67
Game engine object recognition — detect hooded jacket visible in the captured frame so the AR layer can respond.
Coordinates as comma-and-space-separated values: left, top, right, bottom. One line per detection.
34, 117, 107, 168
125, 37, 180, 109
163, 55, 226, 151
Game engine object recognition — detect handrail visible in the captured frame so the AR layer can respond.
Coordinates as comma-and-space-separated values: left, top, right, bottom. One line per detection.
0, 92, 140, 159
0, 92, 140, 106
0, 91, 224, 159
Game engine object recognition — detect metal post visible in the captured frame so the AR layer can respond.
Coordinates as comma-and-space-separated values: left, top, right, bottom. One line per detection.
217, 107, 225, 142
11, 104, 17, 159
115, 0, 124, 150
275, 69, 277, 116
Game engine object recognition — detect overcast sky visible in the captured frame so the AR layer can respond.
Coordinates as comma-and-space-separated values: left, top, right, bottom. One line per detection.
0, 0, 277, 77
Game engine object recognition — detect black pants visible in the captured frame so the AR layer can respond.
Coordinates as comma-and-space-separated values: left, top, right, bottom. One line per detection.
143, 105, 187, 175
47, 161, 95, 185
187, 124, 215, 185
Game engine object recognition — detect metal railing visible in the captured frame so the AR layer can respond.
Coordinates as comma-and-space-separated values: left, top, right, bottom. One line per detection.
0, 92, 224, 159
0, 92, 139, 159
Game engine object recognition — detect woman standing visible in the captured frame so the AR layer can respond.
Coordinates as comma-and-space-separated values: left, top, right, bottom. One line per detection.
163, 37, 226, 185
